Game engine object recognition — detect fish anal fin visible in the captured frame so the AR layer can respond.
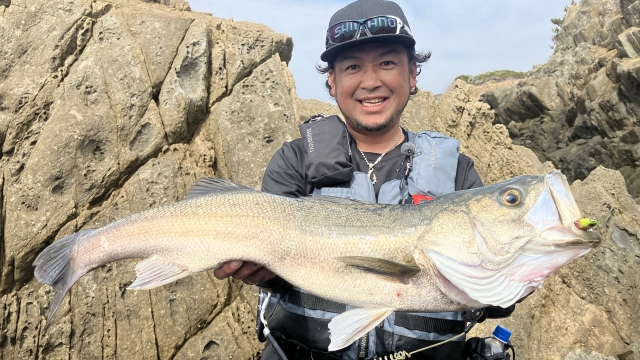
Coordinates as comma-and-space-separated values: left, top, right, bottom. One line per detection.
337, 256, 420, 284
128, 257, 190, 290
328, 308, 393, 351
185, 177, 255, 200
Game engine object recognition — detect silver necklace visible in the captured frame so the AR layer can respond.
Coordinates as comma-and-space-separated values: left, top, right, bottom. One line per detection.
357, 128, 403, 185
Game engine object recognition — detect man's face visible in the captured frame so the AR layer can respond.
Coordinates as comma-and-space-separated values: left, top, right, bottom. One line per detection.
328, 43, 417, 133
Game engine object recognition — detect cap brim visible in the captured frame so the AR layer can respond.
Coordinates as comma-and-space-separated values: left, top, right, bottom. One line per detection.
320, 34, 416, 62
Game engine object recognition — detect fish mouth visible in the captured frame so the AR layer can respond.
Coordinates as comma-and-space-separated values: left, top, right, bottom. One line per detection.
525, 171, 602, 251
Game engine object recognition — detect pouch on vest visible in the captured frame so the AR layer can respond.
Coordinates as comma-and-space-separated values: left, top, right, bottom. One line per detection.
406, 131, 459, 199
300, 115, 353, 187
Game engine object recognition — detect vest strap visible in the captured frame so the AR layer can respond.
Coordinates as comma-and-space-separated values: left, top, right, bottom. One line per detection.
394, 312, 466, 335
287, 289, 348, 314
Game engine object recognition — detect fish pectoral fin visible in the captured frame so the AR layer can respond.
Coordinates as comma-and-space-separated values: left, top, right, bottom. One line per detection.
185, 177, 255, 200
128, 257, 190, 290
328, 307, 393, 351
337, 256, 420, 284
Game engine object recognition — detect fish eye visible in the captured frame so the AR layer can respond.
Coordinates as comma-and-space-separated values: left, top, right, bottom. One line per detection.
502, 189, 521, 206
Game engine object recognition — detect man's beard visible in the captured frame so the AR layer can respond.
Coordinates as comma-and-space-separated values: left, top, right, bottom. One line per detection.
346, 111, 396, 132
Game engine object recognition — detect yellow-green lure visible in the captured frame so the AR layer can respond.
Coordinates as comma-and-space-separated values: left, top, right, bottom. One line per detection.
575, 218, 599, 230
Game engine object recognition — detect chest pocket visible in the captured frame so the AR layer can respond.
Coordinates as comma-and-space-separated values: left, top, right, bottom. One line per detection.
312, 172, 376, 203
407, 131, 459, 198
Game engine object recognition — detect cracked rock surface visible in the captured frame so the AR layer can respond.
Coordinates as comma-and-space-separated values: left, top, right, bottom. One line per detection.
0, 0, 292, 358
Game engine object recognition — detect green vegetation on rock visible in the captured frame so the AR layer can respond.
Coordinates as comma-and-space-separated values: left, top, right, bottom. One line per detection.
455, 70, 528, 85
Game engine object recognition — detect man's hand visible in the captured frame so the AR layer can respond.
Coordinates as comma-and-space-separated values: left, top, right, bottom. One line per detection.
213, 261, 276, 285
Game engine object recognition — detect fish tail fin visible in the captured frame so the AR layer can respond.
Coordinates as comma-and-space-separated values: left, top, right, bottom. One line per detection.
33, 229, 95, 324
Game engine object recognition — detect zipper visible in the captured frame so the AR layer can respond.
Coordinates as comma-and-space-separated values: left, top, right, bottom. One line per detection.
358, 334, 368, 359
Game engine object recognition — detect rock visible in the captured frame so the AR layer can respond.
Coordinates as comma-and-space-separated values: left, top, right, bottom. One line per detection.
121, 6, 193, 94
296, 98, 340, 123
481, 0, 640, 197
173, 286, 262, 360
149, 0, 191, 11
224, 21, 294, 98
616, 27, 640, 57
3, 6, 160, 289
0, 0, 92, 121
0, 0, 292, 358
207, 53, 299, 189
564, 350, 617, 360
158, 18, 211, 144
467, 78, 520, 101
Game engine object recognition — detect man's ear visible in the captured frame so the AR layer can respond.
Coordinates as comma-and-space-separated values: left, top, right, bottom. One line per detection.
328, 69, 336, 97
409, 61, 417, 89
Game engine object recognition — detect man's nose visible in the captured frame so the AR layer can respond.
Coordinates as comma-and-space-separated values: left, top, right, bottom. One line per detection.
359, 66, 383, 90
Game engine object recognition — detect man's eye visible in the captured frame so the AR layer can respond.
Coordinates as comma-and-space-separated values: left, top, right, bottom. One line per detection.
381, 61, 395, 67
346, 64, 359, 71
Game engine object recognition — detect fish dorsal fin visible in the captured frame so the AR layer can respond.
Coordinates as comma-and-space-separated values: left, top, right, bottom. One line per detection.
128, 257, 190, 290
305, 195, 373, 205
185, 177, 255, 200
337, 256, 420, 284
328, 307, 394, 351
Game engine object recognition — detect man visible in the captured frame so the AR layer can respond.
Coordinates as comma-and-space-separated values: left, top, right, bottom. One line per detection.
215, 0, 514, 358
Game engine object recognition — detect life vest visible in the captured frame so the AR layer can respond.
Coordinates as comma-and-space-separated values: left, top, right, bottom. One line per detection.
262, 116, 467, 360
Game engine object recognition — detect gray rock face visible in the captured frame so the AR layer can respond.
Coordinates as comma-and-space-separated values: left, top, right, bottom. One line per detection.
481, 0, 640, 198
564, 350, 617, 360
0, 0, 293, 358
208, 53, 300, 189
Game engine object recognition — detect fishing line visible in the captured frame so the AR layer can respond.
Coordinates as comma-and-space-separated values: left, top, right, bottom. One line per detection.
373, 312, 482, 360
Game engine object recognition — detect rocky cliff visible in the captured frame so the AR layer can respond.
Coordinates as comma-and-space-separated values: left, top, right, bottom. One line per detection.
0, 0, 296, 358
0, 0, 638, 359
481, 0, 640, 200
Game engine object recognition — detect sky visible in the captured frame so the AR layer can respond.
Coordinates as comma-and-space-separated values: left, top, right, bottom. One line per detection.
190, 0, 574, 102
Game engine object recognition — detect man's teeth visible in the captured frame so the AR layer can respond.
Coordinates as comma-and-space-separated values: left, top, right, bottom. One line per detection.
361, 99, 385, 107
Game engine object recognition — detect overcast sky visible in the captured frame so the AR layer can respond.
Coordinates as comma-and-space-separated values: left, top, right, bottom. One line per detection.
190, 0, 574, 102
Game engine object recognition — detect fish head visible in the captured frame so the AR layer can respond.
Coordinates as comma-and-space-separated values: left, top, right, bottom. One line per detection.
421, 170, 601, 308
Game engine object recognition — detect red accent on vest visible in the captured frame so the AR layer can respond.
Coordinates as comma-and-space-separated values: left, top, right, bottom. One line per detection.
412, 194, 434, 204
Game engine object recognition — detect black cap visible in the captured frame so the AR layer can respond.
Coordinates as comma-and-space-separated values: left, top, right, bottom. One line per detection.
321, 0, 416, 62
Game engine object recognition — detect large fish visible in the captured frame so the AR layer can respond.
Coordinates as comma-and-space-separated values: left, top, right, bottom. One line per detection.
34, 171, 600, 351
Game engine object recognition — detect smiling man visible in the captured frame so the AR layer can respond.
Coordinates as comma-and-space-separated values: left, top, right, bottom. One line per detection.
213, 0, 514, 359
